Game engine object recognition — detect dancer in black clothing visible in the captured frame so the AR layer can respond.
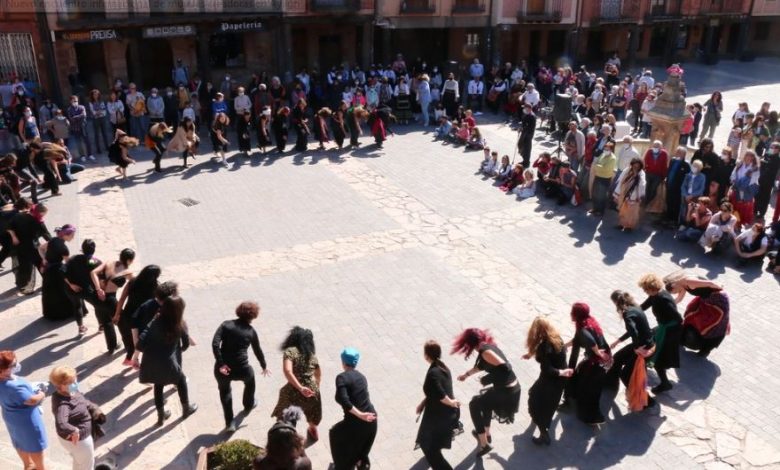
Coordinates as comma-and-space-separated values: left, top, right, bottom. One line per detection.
113, 265, 161, 367
416, 340, 460, 470
272, 107, 290, 153
564, 302, 611, 426
332, 101, 348, 149
91, 248, 135, 354
453, 328, 521, 457
518, 104, 537, 168
256, 107, 271, 154
63, 238, 99, 337
291, 100, 310, 151
212, 301, 269, 432
638, 274, 683, 395
236, 111, 252, 155
41, 225, 77, 322
14, 142, 41, 204
6, 202, 50, 294
522, 317, 571, 446
329, 348, 377, 470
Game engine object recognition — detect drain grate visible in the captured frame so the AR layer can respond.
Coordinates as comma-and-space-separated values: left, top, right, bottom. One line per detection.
177, 197, 200, 207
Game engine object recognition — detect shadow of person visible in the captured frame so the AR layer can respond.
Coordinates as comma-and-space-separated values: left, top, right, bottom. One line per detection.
159, 432, 224, 470
655, 349, 721, 412
19, 334, 84, 376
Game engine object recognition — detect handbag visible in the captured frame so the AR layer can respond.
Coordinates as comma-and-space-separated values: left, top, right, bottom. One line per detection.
115, 110, 126, 125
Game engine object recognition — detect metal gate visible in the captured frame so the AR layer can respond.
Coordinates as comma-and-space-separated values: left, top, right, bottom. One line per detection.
0, 33, 40, 84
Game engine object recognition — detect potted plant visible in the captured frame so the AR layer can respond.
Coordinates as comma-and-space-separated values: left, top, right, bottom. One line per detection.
196, 439, 263, 470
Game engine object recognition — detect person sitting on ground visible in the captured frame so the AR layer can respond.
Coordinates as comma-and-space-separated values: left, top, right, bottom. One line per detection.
434, 115, 453, 140
548, 161, 577, 205
495, 155, 512, 182
533, 152, 552, 181
515, 169, 536, 199
677, 196, 712, 242
454, 122, 470, 144
480, 150, 498, 176
499, 164, 524, 193
467, 127, 486, 150
699, 201, 737, 252
734, 222, 770, 263
253, 406, 312, 470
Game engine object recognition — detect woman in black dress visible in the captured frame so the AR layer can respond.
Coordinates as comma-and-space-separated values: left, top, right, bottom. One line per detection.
7, 202, 51, 294
291, 99, 309, 152
236, 110, 252, 155
453, 328, 521, 457
41, 224, 77, 322
272, 107, 290, 153
637, 273, 683, 395
607, 291, 657, 410
113, 265, 161, 367
565, 302, 611, 426
332, 101, 348, 149
522, 317, 571, 446
329, 348, 377, 470
138, 295, 198, 426
415, 340, 461, 470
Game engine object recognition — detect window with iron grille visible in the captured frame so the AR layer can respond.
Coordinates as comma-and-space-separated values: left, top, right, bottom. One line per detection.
0, 33, 39, 85
466, 33, 480, 46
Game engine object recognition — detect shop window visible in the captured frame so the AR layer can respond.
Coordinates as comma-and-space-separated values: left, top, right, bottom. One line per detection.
209, 33, 246, 68
466, 33, 480, 46
754, 22, 771, 41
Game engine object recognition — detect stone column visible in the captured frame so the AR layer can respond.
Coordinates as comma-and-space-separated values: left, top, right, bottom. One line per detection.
126, 38, 142, 85
361, 23, 373, 68
275, 22, 293, 81
736, 20, 750, 59
628, 25, 640, 70
196, 30, 210, 82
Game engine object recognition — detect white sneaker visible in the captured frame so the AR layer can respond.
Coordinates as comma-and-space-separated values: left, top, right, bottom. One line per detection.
88, 155, 96, 161
79, 156, 87, 163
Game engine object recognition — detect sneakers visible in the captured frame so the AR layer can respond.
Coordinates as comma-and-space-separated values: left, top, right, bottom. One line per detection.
80, 156, 87, 163
88, 155, 96, 161
122, 358, 135, 367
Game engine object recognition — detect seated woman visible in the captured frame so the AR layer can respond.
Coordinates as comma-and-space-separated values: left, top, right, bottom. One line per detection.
699, 201, 737, 252
551, 161, 577, 206
664, 272, 729, 359
677, 196, 712, 242
514, 169, 536, 199
454, 123, 471, 145
533, 152, 552, 181
499, 164, 524, 193
466, 127, 486, 150
734, 222, 770, 263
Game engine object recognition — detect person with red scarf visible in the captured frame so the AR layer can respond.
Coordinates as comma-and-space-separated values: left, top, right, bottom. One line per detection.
369, 104, 393, 148
562, 302, 611, 426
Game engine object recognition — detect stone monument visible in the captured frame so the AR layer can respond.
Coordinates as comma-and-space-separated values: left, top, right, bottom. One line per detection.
645, 64, 689, 153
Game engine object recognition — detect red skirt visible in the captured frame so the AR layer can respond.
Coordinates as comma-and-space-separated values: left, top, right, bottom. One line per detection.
730, 197, 754, 229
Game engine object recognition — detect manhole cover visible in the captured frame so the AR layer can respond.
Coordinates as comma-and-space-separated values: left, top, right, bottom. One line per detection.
177, 198, 200, 207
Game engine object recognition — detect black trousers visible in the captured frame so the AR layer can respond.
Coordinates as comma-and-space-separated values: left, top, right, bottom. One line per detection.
421, 444, 452, 470
152, 143, 166, 170
518, 136, 532, 168
154, 377, 188, 414
608, 344, 637, 388
215, 366, 255, 426
87, 292, 118, 352
349, 125, 360, 146
329, 417, 377, 470
118, 314, 135, 361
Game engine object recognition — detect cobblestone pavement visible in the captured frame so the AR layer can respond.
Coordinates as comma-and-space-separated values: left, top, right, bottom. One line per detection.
1, 59, 780, 470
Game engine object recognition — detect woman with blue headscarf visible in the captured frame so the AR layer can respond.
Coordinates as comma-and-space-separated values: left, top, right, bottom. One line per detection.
328, 347, 377, 470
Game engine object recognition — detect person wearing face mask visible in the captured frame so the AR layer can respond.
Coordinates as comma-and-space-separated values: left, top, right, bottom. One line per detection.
18, 106, 40, 145
67, 96, 93, 162
146, 88, 165, 125
642, 140, 668, 209
0, 350, 48, 470
38, 99, 59, 139
50, 365, 103, 470
665, 146, 692, 225
679, 160, 707, 228
518, 104, 536, 168
755, 142, 780, 218
220, 74, 234, 104
234, 86, 252, 119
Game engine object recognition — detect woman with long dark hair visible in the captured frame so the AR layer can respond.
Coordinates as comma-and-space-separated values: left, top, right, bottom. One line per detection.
138, 295, 198, 426
565, 302, 611, 426
271, 326, 322, 443
700, 91, 723, 143
90, 248, 135, 354
41, 224, 77, 322
522, 317, 571, 446
606, 291, 656, 410
453, 328, 520, 457
415, 340, 460, 470
253, 406, 312, 470
113, 265, 161, 367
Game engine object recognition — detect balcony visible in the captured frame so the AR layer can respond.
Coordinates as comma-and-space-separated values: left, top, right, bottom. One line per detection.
399, 0, 435, 14
590, 0, 641, 25
699, 0, 745, 15
452, 0, 486, 13
644, 0, 682, 22
58, 0, 107, 22
517, 0, 562, 23
309, 0, 360, 11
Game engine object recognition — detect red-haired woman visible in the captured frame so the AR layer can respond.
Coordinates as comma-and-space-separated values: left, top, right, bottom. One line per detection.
564, 303, 611, 426
453, 328, 520, 457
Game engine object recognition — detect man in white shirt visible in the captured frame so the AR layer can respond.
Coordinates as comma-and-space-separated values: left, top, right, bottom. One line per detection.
510, 66, 524, 83
467, 77, 484, 113
521, 83, 540, 109
233, 86, 252, 115
616, 135, 639, 172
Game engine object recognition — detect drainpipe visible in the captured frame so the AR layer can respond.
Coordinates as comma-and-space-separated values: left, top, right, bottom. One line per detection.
485, 0, 495, 66
35, 0, 62, 103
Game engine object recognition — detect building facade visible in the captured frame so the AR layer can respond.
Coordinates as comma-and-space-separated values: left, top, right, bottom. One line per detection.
0, 5, 53, 103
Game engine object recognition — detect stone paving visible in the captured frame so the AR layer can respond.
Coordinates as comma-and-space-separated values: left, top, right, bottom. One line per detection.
1, 58, 780, 469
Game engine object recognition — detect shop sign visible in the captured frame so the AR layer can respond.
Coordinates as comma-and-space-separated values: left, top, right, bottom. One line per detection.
59, 29, 119, 42
218, 21, 264, 33
143, 25, 196, 38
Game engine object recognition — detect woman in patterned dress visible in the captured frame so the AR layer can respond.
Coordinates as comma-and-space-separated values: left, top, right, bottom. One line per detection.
271, 326, 322, 442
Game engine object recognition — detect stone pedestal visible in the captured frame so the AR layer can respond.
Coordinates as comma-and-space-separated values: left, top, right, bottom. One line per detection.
645, 69, 688, 153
